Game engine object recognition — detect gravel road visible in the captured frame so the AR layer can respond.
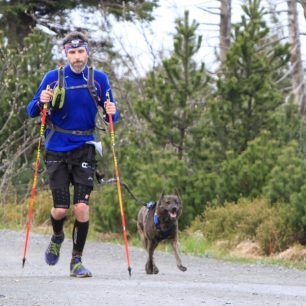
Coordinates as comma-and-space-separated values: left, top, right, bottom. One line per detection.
0, 229, 305, 306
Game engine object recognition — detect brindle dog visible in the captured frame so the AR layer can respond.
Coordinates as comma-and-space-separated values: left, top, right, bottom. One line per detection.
137, 192, 187, 274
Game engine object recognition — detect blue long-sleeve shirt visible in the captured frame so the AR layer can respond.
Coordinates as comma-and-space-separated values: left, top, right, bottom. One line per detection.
27, 64, 119, 152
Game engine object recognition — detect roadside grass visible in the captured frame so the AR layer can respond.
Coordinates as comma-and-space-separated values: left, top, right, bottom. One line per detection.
178, 234, 306, 271
91, 229, 306, 271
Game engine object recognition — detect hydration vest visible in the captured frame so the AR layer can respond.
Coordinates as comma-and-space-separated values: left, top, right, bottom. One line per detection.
51, 66, 100, 110
45, 66, 102, 143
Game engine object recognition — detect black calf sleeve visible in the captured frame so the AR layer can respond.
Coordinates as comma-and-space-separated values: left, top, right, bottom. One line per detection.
72, 220, 89, 256
50, 215, 66, 238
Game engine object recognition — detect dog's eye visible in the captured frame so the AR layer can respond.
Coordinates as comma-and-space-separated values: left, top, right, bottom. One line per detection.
159, 206, 167, 213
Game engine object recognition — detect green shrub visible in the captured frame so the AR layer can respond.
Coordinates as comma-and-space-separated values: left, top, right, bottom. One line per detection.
190, 197, 296, 255
255, 204, 295, 255
263, 141, 306, 203
200, 198, 271, 243
0, 202, 25, 229
31, 190, 54, 225
218, 132, 280, 203
91, 185, 139, 234
287, 185, 306, 244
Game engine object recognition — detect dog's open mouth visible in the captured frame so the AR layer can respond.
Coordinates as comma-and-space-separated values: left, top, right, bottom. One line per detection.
169, 210, 177, 219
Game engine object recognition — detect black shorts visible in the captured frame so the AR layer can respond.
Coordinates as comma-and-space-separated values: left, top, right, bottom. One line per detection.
44, 144, 97, 208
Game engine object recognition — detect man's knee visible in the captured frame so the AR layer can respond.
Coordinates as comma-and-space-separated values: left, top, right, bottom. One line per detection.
73, 202, 89, 222
51, 207, 68, 219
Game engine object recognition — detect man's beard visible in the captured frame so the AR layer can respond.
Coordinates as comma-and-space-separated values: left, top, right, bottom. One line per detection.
71, 61, 86, 73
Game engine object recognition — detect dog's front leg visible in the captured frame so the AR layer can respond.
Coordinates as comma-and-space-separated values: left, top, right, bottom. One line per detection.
172, 239, 187, 272
145, 240, 159, 274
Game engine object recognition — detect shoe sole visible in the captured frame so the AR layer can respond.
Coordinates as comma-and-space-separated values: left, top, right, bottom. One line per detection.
45, 254, 59, 266
70, 272, 92, 278
45, 259, 59, 266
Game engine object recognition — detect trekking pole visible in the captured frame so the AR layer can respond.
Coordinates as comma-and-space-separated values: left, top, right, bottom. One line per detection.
106, 91, 132, 277
22, 85, 50, 268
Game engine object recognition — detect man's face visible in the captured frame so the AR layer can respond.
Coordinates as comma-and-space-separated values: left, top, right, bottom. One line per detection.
66, 47, 88, 73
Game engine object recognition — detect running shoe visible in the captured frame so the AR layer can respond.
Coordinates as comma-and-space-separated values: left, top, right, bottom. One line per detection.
45, 234, 64, 266
70, 256, 92, 278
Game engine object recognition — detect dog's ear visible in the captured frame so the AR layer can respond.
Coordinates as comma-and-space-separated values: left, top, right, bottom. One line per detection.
174, 189, 182, 203
158, 191, 165, 204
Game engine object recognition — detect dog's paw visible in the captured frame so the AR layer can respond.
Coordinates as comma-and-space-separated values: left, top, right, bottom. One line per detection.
178, 264, 187, 272
153, 264, 159, 274
145, 262, 154, 274
145, 262, 159, 274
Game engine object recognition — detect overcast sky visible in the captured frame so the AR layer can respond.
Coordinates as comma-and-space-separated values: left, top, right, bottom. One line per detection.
111, 0, 220, 74
109, 0, 306, 76
66, 1, 306, 76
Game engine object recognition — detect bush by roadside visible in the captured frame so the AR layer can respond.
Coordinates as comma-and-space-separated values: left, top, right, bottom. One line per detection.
188, 197, 303, 256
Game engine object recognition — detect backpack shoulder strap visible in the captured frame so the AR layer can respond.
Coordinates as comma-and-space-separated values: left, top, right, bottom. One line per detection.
58, 65, 64, 88
88, 66, 101, 107
51, 66, 65, 110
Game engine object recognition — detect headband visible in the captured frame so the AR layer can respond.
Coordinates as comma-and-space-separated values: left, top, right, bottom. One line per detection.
64, 39, 90, 55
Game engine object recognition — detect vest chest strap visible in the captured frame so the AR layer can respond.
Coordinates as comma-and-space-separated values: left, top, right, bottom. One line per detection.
45, 122, 95, 145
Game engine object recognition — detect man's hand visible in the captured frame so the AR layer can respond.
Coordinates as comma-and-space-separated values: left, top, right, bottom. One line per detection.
40, 88, 53, 104
104, 101, 116, 115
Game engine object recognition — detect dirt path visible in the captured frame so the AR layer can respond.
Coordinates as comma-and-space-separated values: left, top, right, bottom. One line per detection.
0, 229, 305, 306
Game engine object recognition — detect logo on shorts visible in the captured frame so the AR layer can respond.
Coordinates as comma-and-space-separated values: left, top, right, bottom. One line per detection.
82, 162, 88, 168
88, 176, 93, 181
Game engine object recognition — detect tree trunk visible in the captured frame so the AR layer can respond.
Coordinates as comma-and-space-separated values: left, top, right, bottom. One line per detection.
287, 0, 306, 114
219, 0, 232, 62
298, 0, 306, 18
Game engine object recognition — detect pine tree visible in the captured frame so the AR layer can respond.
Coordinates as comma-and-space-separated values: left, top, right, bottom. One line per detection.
0, 29, 55, 202
136, 10, 209, 160
208, 0, 290, 156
